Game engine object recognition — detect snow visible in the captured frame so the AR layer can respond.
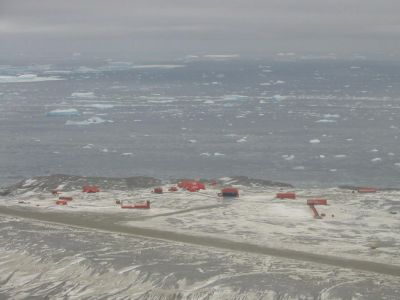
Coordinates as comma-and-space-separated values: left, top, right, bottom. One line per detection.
22, 179, 37, 187
46, 108, 80, 117
3, 181, 400, 267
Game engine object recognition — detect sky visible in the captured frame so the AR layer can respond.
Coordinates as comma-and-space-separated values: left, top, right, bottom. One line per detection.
1, 0, 400, 61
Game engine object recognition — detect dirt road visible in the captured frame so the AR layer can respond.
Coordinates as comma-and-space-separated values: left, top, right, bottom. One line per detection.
1, 205, 399, 277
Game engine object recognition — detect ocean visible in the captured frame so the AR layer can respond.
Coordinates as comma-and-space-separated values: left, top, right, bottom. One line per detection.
1, 58, 400, 188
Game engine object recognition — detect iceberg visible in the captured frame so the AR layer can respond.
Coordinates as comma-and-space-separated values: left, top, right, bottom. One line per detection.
88, 104, 114, 109
46, 108, 80, 117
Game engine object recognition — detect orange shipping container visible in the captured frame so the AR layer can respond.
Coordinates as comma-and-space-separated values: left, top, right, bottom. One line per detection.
276, 192, 296, 199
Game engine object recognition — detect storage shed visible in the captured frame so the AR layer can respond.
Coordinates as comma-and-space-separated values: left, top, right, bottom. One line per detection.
219, 187, 239, 197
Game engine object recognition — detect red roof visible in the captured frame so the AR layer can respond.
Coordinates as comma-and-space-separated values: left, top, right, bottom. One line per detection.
82, 186, 100, 193
178, 180, 205, 192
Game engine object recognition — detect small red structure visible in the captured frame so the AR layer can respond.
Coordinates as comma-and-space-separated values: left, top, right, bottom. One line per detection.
357, 187, 377, 193
178, 180, 205, 192
56, 199, 68, 205
307, 199, 328, 219
59, 196, 73, 201
153, 187, 163, 194
168, 186, 178, 192
276, 192, 296, 199
82, 186, 100, 193
219, 187, 239, 197
121, 200, 150, 209
307, 199, 328, 206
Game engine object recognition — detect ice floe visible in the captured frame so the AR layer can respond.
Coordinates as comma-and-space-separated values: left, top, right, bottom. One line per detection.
315, 119, 337, 123
371, 157, 382, 162
202, 54, 239, 60
88, 104, 114, 110
70, 92, 95, 99
272, 95, 287, 101
309, 139, 320, 144
131, 64, 185, 69
323, 114, 340, 118
213, 152, 225, 157
82, 144, 94, 149
0, 74, 63, 83
65, 117, 112, 126
282, 154, 295, 161
200, 152, 211, 157
236, 137, 247, 143
46, 108, 80, 117
121, 153, 133, 156
293, 166, 305, 170
223, 95, 249, 101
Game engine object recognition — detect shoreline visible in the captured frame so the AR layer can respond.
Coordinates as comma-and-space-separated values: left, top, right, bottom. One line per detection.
2, 174, 400, 193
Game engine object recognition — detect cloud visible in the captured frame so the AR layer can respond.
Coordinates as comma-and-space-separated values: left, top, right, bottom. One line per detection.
1, 0, 400, 60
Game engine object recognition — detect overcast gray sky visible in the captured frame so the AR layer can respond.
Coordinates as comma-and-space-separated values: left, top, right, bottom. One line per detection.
1, 0, 400, 61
